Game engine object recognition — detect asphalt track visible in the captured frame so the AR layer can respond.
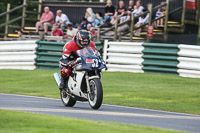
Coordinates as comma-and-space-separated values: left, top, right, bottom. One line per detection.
0, 93, 199, 133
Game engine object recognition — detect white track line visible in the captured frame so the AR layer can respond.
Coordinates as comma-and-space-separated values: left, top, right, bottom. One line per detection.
0, 106, 199, 120
1, 93, 200, 117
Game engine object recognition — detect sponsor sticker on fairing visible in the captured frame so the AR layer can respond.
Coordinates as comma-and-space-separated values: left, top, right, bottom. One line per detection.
86, 59, 93, 63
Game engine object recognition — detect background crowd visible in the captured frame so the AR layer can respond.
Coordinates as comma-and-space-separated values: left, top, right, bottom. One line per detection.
34, 0, 166, 40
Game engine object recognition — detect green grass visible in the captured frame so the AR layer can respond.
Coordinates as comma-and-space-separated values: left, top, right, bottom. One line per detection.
0, 69, 200, 115
0, 109, 185, 133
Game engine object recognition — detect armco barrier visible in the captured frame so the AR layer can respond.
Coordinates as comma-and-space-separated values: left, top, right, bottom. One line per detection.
103, 40, 144, 73
142, 43, 179, 75
103, 41, 200, 78
0, 41, 37, 70
35, 40, 103, 69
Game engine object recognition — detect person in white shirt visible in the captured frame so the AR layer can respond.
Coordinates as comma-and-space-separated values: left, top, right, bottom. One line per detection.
85, 8, 96, 26
55, 10, 71, 31
133, 0, 144, 17
134, 8, 149, 36
66, 24, 78, 39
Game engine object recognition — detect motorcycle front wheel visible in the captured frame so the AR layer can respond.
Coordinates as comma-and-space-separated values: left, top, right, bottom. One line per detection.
88, 78, 103, 109
60, 90, 76, 107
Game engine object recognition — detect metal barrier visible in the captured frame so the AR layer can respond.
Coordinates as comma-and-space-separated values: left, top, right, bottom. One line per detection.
103, 40, 200, 78
35, 40, 103, 70
0, 41, 37, 70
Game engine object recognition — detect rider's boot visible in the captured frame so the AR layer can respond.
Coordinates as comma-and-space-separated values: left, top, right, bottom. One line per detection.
59, 76, 66, 91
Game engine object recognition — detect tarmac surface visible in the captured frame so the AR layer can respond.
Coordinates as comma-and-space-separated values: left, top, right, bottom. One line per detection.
0, 93, 199, 133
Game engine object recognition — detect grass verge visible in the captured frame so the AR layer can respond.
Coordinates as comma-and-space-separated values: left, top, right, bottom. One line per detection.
0, 69, 199, 115
0, 109, 185, 133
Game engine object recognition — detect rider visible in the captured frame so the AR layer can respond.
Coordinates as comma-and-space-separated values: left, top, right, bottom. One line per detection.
59, 30, 97, 90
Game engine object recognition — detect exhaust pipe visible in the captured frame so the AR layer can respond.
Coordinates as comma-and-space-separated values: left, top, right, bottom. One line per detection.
53, 72, 61, 87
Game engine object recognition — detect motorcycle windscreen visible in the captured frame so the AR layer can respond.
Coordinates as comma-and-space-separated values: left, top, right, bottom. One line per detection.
81, 56, 106, 71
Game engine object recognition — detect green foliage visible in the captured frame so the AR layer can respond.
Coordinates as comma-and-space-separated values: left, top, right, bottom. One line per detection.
0, 110, 185, 133
0, 69, 199, 115
0, 0, 37, 36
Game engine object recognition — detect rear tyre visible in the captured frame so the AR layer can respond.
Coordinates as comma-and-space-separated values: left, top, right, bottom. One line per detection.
88, 78, 103, 109
60, 90, 76, 107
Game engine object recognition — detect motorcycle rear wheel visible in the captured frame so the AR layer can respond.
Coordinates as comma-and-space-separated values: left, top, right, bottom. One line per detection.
60, 90, 76, 107
88, 78, 103, 109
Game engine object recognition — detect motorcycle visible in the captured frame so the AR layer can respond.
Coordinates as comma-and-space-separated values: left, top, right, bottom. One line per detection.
53, 47, 106, 109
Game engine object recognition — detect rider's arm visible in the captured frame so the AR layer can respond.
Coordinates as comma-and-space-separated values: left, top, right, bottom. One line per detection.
59, 43, 72, 67
90, 41, 97, 51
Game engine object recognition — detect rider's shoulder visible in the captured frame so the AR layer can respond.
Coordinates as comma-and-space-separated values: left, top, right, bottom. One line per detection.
64, 40, 75, 47
90, 41, 95, 45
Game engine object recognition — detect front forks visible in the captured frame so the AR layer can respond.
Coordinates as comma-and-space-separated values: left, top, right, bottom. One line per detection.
85, 73, 91, 94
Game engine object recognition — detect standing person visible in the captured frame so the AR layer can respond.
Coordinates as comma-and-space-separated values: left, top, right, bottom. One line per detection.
51, 24, 65, 39
35, 7, 54, 35
55, 10, 71, 32
66, 24, 78, 39
103, 0, 115, 27
85, 8, 96, 26
110, 0, 127, 24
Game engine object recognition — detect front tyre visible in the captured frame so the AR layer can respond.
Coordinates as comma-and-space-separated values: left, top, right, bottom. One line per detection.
60, 90, 76, 107
88, 78, 103, 109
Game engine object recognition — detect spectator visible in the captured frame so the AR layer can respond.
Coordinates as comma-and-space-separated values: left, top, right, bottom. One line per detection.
90, 27, 102, 41
90, 27, 98, 41
133, 0, 144, 17
127, 0, 135, 13
35, 7, 54, 35
87, 24, 92, 31
80, 17, 88, 30
55, 10, 71, 32
161, 1, 166, 14
77, 25, 82, 31
134, 8, 149, 36
110, 1, 127, 24
155, 7, 163, 28
66, 24, 78, 39
51, 24, 65, 39
157, 1, 166, 27
85, 8, 96, 26
94, 12, 103, 27
126, 0, 135, 22
102, 0, 115, 27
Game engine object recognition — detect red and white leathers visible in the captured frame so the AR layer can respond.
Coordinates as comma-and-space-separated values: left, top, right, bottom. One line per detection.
59, 38, 96, 78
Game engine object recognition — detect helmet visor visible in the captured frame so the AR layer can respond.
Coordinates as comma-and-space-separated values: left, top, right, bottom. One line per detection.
80, 40, 89, 47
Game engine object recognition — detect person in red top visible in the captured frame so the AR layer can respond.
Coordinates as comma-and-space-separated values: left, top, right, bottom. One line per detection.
35, 7, 54, 35
59, 30, 96, 90
51, 24, 65, 39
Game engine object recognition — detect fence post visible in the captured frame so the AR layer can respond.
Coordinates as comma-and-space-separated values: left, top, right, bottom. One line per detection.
196, 0, 200, 24
97, 28, 100, 41
4, 3, 10, 38
113, 18, 119, 41
164, 0, 170, 41
21, 0, 27, 29
147, 4, 153, 42
130, 12, 135, 42
181, 0, 186, 32
38, 0, 43, 20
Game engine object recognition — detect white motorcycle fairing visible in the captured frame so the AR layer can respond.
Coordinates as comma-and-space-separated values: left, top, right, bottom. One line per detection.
67, 71, 88, 99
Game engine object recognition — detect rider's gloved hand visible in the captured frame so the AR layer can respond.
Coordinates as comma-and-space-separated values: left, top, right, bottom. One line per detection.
76, 58, 81, 64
